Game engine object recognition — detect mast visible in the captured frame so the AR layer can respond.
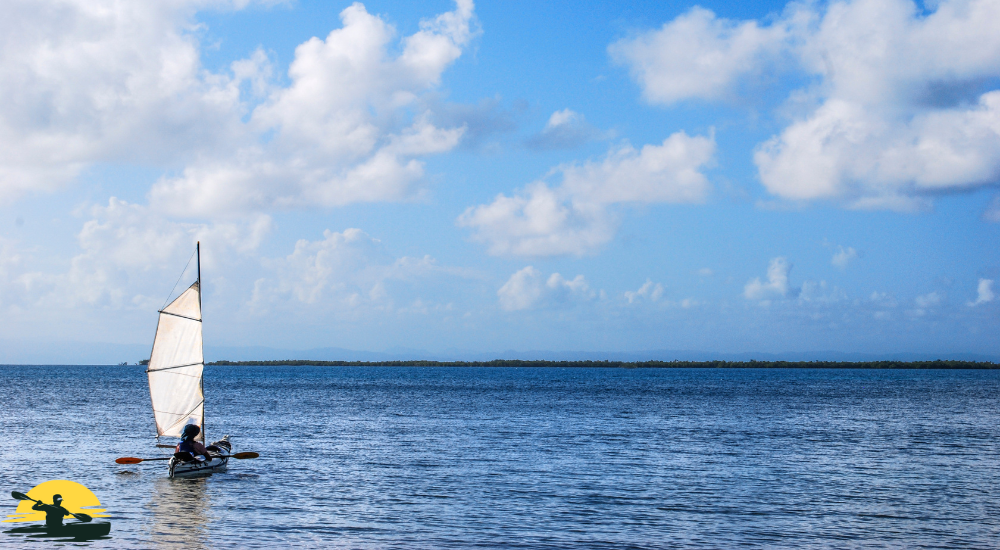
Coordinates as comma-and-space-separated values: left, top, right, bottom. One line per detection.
197, 241, 204, 439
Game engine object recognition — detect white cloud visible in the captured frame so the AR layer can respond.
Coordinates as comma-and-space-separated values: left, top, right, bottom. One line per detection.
984, 195, 1000, 223
497, 266, 594, 311
910, 290, 944, 316
616, 0, 1000, 209
914, 291, 943, 310
525, 109, 603, 150
968, 278, 995, 306
798, 280, 847, 304
624, 279, 664, 303
744, 257, 796, 301
609, 6, 793, 104
866, 291, 898, 320
831, 245, 858, 269
756, 92, 1000, 209
256, 228, 388, 306
0, 0, 251, 201
0, 0, 476, 214
4, 198, 272, 311
250, 228, 471, 315
153, 1, 476, 216
458, 132, 715, 256
696, 267, 714, 277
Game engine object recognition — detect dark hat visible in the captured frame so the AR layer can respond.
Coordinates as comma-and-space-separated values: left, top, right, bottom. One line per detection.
181, 423, 201, 441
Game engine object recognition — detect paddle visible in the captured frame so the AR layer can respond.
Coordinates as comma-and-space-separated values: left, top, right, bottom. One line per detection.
115, 452, 259, 464
11, 492, 92, 522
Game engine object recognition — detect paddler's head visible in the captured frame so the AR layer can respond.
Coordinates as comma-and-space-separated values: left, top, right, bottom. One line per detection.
52, 495, 62, 505
181, 424, 201, 441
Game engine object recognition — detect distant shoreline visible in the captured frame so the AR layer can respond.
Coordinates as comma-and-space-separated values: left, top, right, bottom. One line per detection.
204, 359, 1000, 369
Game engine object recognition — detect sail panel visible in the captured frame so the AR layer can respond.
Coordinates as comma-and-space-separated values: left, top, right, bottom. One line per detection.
148, 314, 203, 370
147, 281, 204, 440
161, 284, 201, 320
148, 368, 204, 438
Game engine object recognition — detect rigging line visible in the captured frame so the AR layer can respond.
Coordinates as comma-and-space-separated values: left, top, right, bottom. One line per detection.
161, 248, 198, 311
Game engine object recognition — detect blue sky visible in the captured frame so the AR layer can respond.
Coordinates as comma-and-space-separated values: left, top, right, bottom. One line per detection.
0, 0, 998, 362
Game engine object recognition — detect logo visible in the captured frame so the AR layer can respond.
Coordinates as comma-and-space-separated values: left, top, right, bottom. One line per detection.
4, 480, 111, 542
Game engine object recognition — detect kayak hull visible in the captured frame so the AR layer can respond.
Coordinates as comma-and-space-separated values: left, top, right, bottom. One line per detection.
168, 437, 231, 478
6, 521, 111, 539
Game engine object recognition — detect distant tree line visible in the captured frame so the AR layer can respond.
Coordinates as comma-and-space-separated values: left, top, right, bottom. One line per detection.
205, 359, 999, 369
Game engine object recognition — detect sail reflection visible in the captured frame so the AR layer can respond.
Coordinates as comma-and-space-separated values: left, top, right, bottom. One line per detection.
145, 477, 212, 549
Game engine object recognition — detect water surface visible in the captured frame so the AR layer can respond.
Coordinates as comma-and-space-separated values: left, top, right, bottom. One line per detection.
2, 366, 999, 548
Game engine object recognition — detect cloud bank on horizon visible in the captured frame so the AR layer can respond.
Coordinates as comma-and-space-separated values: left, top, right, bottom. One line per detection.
0, 0, 996, 360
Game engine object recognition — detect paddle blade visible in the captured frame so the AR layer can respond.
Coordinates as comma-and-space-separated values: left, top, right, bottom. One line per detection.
115, 457, 143, 464
232, 452, 259, 459
72, 512, 93, 522
11, 491, 32, 501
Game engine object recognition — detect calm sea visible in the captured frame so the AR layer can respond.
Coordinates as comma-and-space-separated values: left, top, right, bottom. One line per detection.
2, 366, 999, 548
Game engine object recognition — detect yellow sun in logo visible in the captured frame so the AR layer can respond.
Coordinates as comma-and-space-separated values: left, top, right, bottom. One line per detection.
4, 480, 109, 523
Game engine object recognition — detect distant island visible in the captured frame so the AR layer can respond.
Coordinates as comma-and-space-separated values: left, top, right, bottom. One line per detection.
204, 359, 999, 369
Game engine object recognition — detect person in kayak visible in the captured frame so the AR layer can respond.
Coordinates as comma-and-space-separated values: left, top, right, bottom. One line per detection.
175, 424, 209, 461
32, 494, 71, 529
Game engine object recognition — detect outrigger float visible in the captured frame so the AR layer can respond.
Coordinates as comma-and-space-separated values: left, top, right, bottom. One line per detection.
116, 243, 257, 477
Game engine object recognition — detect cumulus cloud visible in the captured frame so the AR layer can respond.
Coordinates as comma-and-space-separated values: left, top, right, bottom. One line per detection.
250, 228, 469, 314
525, 109, 604, 150
615, 0, 1000, 209
968, 278, 995, 307
254, 228, 389, 307
798, 280, 848, 304
0, 0, 253, 201
624, 279, 664, 303
458, 132, 715, 256
609, 6, 793, 104
0, 0, 477, 213
909, 290, 944, 316
756, 92, 1000, 210
497, 266, 594, 311
744, 257, 796, 301
831, 245, 858, 269
4, 198, 271, 311
153, 1, 476, 216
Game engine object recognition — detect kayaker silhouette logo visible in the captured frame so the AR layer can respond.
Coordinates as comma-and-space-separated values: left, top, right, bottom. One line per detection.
4, 480, 111, 541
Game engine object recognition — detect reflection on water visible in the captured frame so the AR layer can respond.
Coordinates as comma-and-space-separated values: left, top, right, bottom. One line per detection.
146, 477, 212, 550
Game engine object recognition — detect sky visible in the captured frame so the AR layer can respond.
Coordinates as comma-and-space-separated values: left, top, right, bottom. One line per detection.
0, 0, 998, 363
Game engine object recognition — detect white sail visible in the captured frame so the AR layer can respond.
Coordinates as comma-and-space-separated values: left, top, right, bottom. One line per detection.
146, 281, 204, 441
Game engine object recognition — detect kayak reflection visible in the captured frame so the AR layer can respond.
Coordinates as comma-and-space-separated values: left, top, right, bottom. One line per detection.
146, 477, 211, 550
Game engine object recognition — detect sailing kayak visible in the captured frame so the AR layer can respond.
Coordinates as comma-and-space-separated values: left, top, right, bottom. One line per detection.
169, 437, 231, 478
6, 521, 111, 539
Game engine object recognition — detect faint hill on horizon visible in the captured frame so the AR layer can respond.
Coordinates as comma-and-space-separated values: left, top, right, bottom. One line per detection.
0, 340, 996, 365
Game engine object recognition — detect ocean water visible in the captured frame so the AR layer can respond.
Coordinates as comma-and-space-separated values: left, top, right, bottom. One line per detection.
1, 366, 999, 548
